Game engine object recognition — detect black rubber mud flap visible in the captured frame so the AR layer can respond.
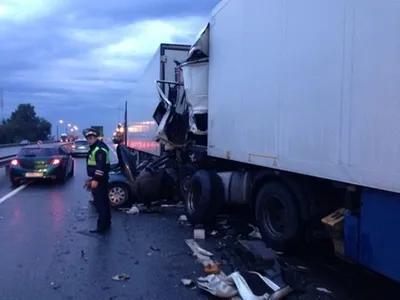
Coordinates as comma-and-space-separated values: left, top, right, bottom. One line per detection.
184, 170, 224, 225
255, 181, 301, 252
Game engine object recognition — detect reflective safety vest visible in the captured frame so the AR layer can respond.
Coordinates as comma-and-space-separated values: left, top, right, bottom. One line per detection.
87, 146, 110, 166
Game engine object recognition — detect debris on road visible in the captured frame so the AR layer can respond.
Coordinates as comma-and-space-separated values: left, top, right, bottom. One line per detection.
181, 278, 194, 286
194, 227, 205, 239
204, 262, 222, 275
150, 245, 160, 252
316, 287, 332, 294
195, 245, 213, 257
125, 206, 139, 215
178, 215, 187, 222
112, 273, 130, 281
178, 214, 192, 228
123, 203, 170, 215
247, 224, 262, 240
197, 274, 238, 298
185, 231, 294, 299
197, 271, 292, 299
50, 282, 61, 290
141, 206, 163, 213
161, 203, 184, 208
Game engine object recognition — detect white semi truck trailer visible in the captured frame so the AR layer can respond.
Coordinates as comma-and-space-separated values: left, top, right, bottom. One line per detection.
126, 0, 400, 283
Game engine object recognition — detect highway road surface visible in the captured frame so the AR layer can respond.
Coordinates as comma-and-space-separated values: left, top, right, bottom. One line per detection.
1, 143, 399, 300
0, 145, 208, 300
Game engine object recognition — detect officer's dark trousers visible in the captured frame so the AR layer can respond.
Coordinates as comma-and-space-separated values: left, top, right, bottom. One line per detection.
92, 180, 111, 229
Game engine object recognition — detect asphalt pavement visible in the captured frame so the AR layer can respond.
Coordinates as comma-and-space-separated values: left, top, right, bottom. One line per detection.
0, 151, 209, 300
1, 143, 399, 300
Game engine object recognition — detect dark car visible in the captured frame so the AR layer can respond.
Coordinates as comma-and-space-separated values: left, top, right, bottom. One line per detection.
107, 145, 137, 208
9, 144, 74, 187
19, 140, 30, 146
107, 145, 184, 208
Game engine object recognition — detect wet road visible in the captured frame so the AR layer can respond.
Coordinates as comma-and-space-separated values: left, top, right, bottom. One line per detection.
0, 152, 207, 300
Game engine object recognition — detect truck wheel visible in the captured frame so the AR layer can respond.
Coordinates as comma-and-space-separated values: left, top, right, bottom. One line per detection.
255, 181, 300, 252
179, 164, 197, 201
185, 170, 224, 225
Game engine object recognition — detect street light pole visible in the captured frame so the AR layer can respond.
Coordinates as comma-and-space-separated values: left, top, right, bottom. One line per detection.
58, 120, 64, 141
124, 100, 128, 146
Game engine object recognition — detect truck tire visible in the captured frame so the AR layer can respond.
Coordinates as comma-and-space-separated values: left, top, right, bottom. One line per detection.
255, 181, 301, 252
179, 164, 197, 201
185, 170, 224, 225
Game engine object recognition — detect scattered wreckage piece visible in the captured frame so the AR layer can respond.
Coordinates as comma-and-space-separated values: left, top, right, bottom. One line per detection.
181, 278, 195, 287
197, 274, 238, 298
121, 202, 185, 215
185, 239, 292, 299
112, 273, 130, 281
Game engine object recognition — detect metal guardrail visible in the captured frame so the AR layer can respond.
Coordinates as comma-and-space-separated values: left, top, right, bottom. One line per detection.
0, 155, 15, 169
0, 140, 58, 149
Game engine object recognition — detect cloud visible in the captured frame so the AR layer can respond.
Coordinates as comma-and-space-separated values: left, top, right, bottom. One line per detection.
0, 0, 217, 136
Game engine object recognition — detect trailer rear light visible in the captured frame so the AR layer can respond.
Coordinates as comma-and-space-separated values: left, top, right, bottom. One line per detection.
50, 159, 61, 165
10, 159, 19, 166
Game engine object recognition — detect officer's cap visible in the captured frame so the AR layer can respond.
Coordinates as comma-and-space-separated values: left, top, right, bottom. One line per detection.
82, 128, 100, 138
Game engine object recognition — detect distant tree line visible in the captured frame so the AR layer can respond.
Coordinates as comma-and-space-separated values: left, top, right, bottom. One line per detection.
0, 104, 52, 144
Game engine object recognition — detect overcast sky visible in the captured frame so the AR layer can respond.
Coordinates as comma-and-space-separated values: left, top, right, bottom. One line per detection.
0, 0, 217, 136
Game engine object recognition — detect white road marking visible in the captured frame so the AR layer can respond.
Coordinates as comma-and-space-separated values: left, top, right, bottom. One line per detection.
0, 183, 28, 205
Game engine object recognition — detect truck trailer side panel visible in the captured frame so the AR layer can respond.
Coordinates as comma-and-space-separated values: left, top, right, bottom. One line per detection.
207, 0, 400, 193
127, 43, 190, 156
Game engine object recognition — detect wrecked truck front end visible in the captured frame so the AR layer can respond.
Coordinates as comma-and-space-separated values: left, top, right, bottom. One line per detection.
180, 23, 210, 138
152, 24, 210, 149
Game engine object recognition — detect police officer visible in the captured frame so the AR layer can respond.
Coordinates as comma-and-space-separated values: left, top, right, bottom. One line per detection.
83, 128, 111, 233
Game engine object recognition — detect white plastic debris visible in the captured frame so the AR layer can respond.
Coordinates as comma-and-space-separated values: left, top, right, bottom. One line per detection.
248, 224, 262, 239
197, 274, 239, 298
181, 278, 194, 286
126, 206, 140, 215
316, 287, 332, 294
194, 228, 205, 239
179, 215, 188, 221
112, 273, 130, 281
195, 245, 213, 257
